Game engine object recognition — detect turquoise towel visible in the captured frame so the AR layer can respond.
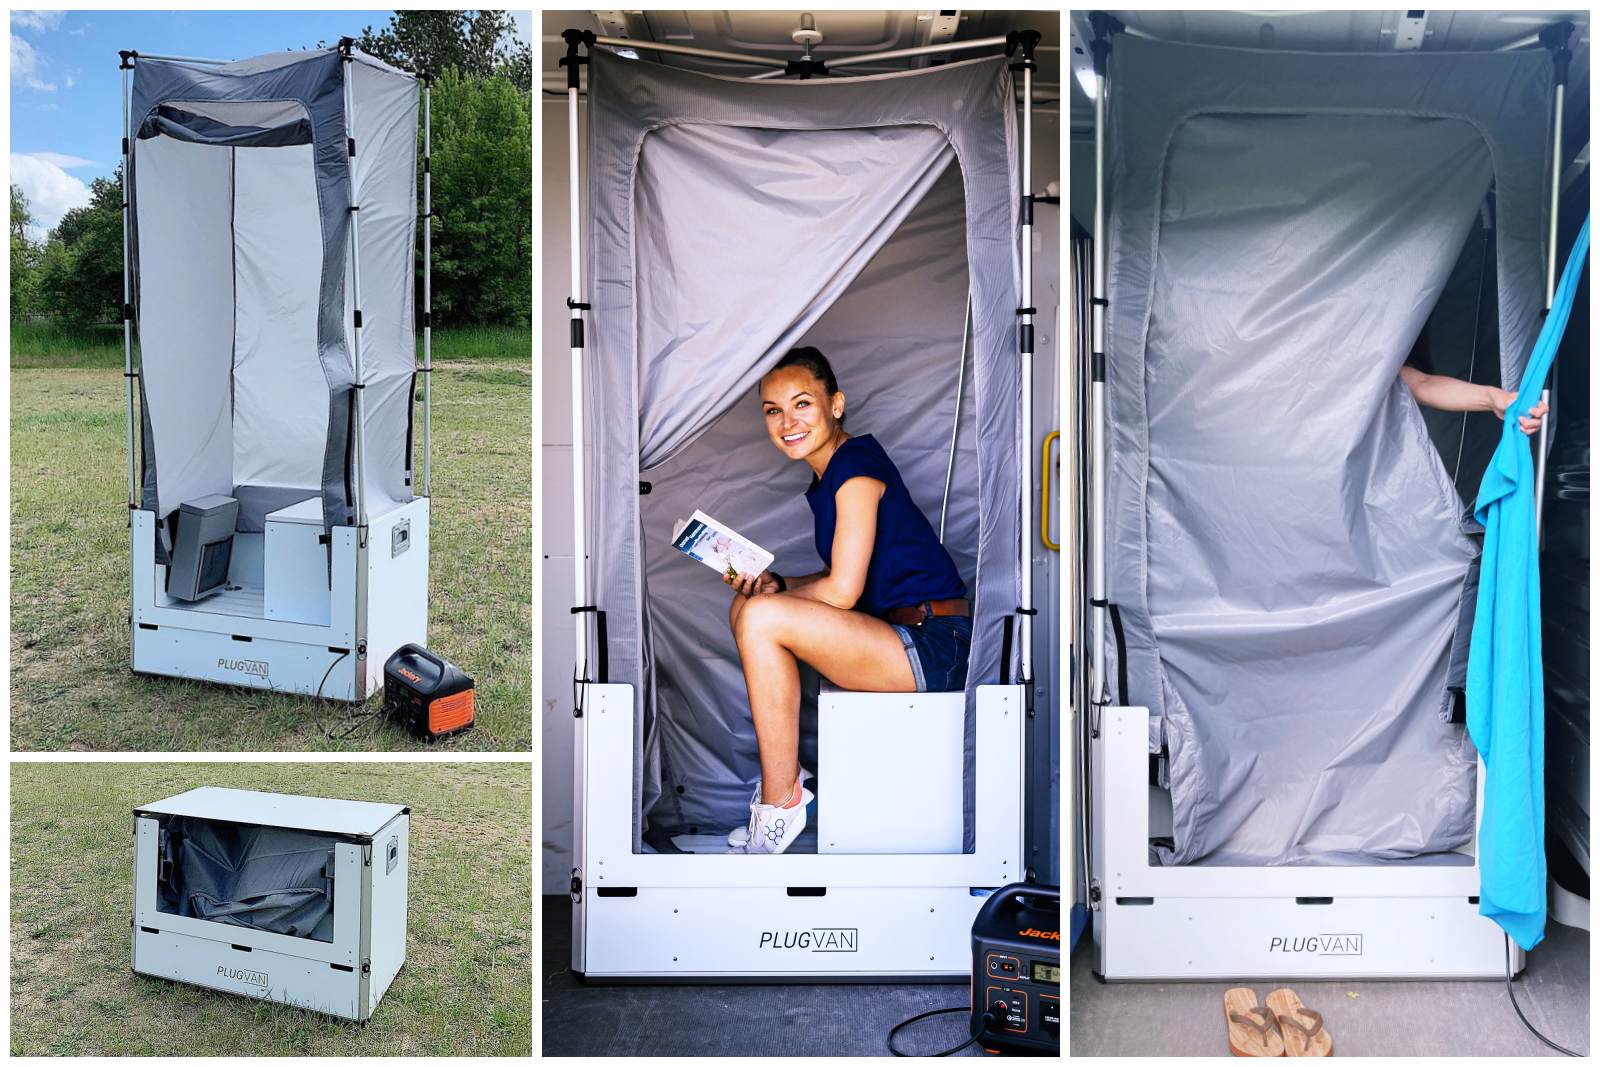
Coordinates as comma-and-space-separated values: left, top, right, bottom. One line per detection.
1467, 215, 1589, 951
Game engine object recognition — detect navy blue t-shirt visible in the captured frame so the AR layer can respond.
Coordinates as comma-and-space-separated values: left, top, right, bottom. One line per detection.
804, 434, 967, 617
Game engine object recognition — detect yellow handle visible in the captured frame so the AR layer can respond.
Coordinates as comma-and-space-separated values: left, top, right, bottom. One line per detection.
1041, 430, 1060, 552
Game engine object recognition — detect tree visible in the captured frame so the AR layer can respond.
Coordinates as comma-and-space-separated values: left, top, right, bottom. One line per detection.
37, 169, 123, 324
356, 10, 531, 90
429, 68, 532, 325
11, 185, 38, 319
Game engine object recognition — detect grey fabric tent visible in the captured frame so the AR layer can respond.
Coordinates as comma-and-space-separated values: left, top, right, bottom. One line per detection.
126, 45, 422, 540
1094, 34, 1556, 866
157, 816, 337, 942
576, 48, 1027, 851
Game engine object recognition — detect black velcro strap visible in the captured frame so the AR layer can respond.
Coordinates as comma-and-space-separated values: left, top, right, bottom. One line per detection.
1092, 352, 1106, 382
353, 309, 363, 329
1090, 297, 1109, 307
1021, 195, 1034, 225
1016, 307, 1037, 316
1019, 323, 1034, 354
421, 311, 432, 328
1108, 602, 1130, 706
122, 137, 130, 155
570, 319, 585, 349
571, 605, 608, 683
423, 156, 431, 174
1090, 597, 1108, 607
347, 137, 356, 158
124, 372, 139, 379
1015, 607, 1038, 616
123, 303, 135, 322
998, 615, 1016, 685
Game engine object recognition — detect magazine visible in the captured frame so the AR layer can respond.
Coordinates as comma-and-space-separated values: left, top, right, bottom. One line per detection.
671, 510, 775, 581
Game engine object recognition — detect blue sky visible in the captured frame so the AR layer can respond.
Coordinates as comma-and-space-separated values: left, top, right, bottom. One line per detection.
10, 9, 532, 237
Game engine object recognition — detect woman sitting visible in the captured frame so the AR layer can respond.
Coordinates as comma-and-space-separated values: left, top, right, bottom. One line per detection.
724, 346, 971, 854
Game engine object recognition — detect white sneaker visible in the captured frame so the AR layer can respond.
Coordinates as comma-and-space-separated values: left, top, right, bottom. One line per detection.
727, 766, 813, 847
729, 786, 814, 855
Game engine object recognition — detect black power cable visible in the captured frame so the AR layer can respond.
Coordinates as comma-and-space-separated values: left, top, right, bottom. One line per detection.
888, 1005, 1002, 1057
1505, 935, 1580, 1056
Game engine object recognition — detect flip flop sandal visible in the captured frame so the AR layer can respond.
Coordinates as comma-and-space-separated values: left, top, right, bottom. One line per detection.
1266, 988, 1333, 1057
1224, 988, 1286, 1057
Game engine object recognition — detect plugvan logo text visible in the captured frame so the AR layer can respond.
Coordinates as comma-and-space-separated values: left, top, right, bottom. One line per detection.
759, 928, 859, 952
218, 657, 270, 678
1269, 934, 1363, 956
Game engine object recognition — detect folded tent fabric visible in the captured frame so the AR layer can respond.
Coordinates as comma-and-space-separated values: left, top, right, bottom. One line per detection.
1467, 214, 1590, 951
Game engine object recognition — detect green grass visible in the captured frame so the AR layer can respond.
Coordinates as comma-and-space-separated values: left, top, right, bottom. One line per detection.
9, 321, 530, 369
9, 762, 531, 1056
10, 327, 531, 751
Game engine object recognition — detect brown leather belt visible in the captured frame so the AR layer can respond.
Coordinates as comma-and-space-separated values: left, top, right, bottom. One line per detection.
881, 598, 970, 628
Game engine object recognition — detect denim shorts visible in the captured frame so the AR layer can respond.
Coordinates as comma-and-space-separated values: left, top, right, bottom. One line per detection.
890, 614, 973, 692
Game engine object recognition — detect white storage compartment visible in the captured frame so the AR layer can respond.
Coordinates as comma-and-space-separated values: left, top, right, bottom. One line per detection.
264, 498, 331, 626
816, 683, 964, 854
131, 787, 409, 1021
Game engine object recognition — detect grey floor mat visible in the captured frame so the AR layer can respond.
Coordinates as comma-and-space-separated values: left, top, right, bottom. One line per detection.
1069, 920, 1590, 1056
541, 896, 987, 1056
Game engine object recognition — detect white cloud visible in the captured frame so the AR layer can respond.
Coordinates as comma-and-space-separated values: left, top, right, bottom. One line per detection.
11, 34, 55, 90
27, 151, 93, 169
10, 152, 92, 239
11, 11, 65, 34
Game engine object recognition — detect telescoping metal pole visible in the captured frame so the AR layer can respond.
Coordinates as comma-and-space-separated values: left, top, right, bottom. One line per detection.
1088, 18, 1113, 706
422, 72, 433, 497
1012, 29, 1041, 687
119, 52, 136, 514
339, 41, 369, 530
1535, 21, 1573, 532
562, 30, 594, 685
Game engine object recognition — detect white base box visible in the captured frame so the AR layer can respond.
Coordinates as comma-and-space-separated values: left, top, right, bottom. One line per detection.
132, 788, 409, 1021
817, 684, 964, 854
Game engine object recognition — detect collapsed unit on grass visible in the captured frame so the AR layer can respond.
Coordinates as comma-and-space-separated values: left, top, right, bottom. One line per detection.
119, 42, 435, 700
132, 787, 409, 1021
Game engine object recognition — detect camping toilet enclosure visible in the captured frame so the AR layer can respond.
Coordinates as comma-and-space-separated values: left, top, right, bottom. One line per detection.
565, 32, 1040, 980
121, 44, 432, 700
1082, 22, 1568, 980
131, 787, 409, 1021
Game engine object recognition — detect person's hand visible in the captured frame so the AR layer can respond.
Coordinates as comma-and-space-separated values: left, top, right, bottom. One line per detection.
724, 570, 780, 597
1490, 388, 1549, 436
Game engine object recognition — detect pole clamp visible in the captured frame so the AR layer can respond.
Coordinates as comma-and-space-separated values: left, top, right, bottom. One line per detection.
1016, 306, 1037, 316
1090, 296, 1109, 307
1089, 13, 1124, 76
337, 36, 356, 59
567, 298, 591, 311
1015, 606, 1039, 616
1090, 598, 1109, 607
119, 50, 138, 69
1005, 29, 1042, 71
560, 29, 596, 91
786, 57, 828, 79
1540, 21, 1575, 87
419, 70, 433, 88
